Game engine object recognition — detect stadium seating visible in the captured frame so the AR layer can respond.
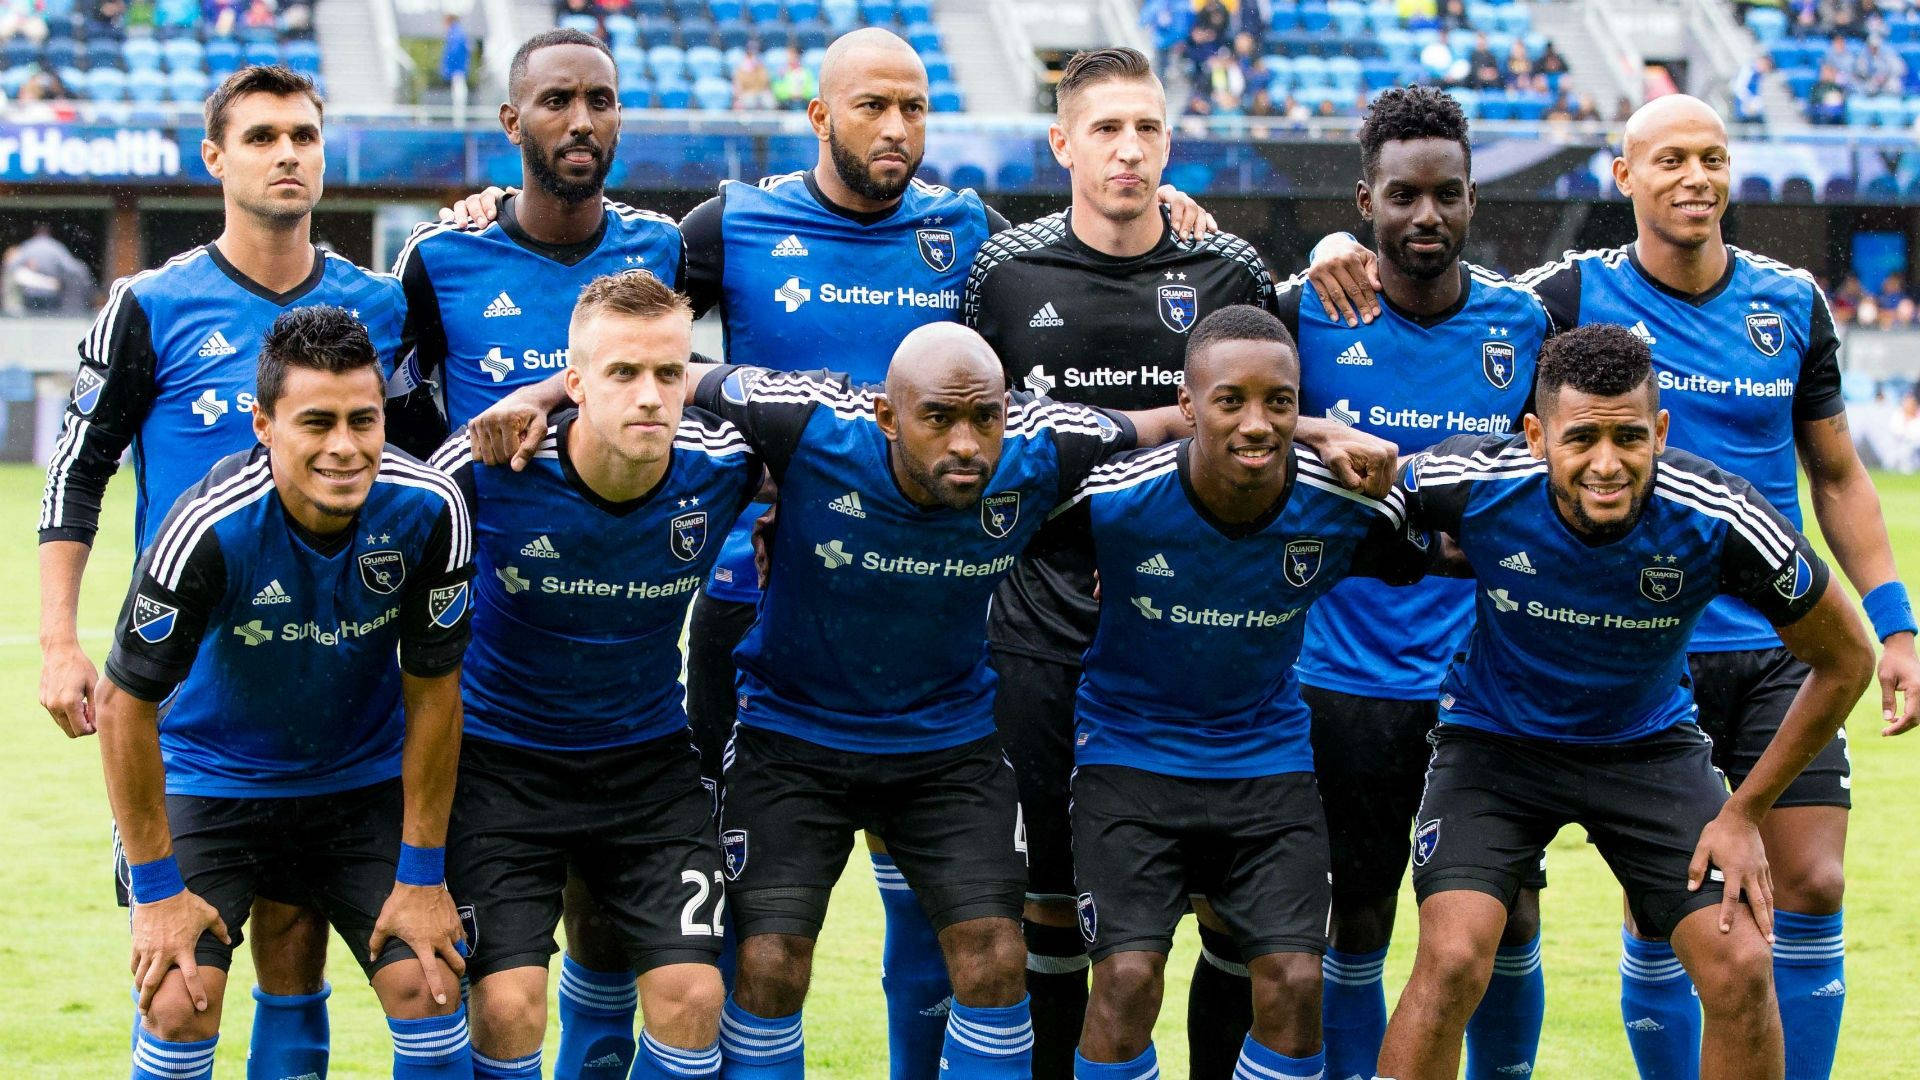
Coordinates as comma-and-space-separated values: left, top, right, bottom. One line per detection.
1759, 16, 1920, 127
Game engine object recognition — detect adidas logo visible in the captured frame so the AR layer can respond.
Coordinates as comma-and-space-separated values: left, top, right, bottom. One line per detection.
1499, 551, 1537, 574
1630, 320, 1658, 346
1336, 341, 1372, 366
1811, 979, 1846, 998
1625, 1017, 1664, 1032
1136, 553, 1174, 577
1028, 302, 1064, 328
197, 330, 237, 357
232, 619, 274, 646
584, 1054, 626, 1068
483, 291, 522, 318
829, 491, 867, 519
252, 579, 292, 605
919, 995, 953, 1018
276, 1073, 323, 1080
519, 534, 561, 558
771, 234, 809, 257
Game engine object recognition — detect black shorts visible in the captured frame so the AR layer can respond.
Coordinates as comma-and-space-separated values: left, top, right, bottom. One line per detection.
446, 734, 725, 980
719, 725, 1025, 939
1306, 685, 1544, 904
687, 593, 757, 784
1071, 765, 1330, 963
112, 780, 416, 978
1411, 724, 1729, 939
1689, 647, 1851, 810
988, 647, 1079, 904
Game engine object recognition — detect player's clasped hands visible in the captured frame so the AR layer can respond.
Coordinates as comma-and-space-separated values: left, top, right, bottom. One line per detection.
130, 889, 229, 1015
1688, 806, 1774, 943
368, 882, 467, 1007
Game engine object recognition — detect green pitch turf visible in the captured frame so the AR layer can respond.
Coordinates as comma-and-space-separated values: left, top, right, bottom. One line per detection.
3, 463, 1917, 1077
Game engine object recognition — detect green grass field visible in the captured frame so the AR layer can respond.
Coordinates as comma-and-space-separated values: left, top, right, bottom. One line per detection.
4, 463, 1918, 1077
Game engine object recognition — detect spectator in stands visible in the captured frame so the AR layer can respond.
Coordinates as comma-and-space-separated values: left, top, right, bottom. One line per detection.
1282, 90, 1307, 119
1876, 270, 1908, 310
1821, 0, 1864, 35
1732, 52, 1771, 123
155, 0, 201, 31
596, 0, 629, 13
1831, 272, 1864, 322
1247, 85, 1276, 115
1184, 87, 1214, 116
1195, 0, 1232, 42
1855, 34, 1906, 92
1440, 0, 1469, 31
241, 0, 277, 33
87, 0, 125, 34
1421, 28, 1467, 85
772, 44, 816, 109
1398, 0, 1438, 30
1612, 95, 1635, 120
17, 64, 72, 101
1897, 388, 1920, 472
1140, 0, 1194, 72
1574, 92, 1601, 120
1204, 47, 1244, 113
1468, 33, 1503, 90
1504, 39, 1537, 90
0, 0, 49, 43
2, 225, 93, 315
1539, 41, 1568, 81
1244, 51, 1275, 97
733, 47, 774, 109
1808, 60, 1850, 121
1823, 31, 1856, 74
441, 14, 470, 111
204, 0, 240, 36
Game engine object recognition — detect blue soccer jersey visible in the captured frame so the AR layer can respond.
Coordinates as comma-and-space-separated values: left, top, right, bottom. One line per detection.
390, 195, 684, 431
1065, 440, 1428, 778
103, 445, 474, 797
1280, 264, 1550, 699
1518, 244, 1845, 653
1401, 434, 1830, 744
431, 410, 762, 751
39, 245, 406, 550
690, 364, 1133, 753
680, 171, 1000, 604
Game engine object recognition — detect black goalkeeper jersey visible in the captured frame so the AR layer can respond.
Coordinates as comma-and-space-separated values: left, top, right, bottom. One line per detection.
963, 209, 1278, 663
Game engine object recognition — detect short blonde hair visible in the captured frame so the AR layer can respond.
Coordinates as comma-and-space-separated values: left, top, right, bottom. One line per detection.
571, 270, 694, 330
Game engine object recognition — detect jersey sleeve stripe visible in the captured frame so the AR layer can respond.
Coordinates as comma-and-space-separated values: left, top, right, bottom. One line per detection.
151, 457, 275, 589
426, 433, 474, 473
1061, 449, 1181, 510
39, 417, 91, 531
379, 457, 473, 570
1294, 447, 1406, 525
1653, 470, 1793, 564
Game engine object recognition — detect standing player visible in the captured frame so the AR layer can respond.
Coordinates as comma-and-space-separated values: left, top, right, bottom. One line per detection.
1060, 306, 1430, 1080
428, 274, 762, 1080
95, 307, 476, 1080
37, 65, 407, 1080
1275, 86, 1550, 1080
1377, 324, 1875, 1080
1309, 95, 1918, 1080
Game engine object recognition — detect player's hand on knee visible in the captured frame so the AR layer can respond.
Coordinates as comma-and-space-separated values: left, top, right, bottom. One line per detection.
1312, 425, 1399, 499
1305, 234, 1381, 327
440, 186, 513, 228
370, 883, 467, 1006
38, 640, 99, 738
130, 891, 228, 1014
1689, 807, 1773, 943
1876, 633, 1919, 736
470, 389, 549, 471
1157, 185, 1217, 243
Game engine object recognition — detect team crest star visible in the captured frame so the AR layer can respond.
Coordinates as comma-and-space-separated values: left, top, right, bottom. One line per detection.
1177, 272, 1187, 281
1164, 271, 1175, 280
380, 534, 391, 544
365, 533, 378, 545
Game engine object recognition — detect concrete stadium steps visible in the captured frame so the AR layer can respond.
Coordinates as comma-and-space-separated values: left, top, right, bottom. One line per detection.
314, 0, 393, 109
933, 0, 1037, 114
1526, 0, 1636, 110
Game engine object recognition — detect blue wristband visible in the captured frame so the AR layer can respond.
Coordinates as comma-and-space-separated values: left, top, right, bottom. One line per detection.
1863, 581, 1917, 641
128, 855, 186, 904
396, 843, 445, 887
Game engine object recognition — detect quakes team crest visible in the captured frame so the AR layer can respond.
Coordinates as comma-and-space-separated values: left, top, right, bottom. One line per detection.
1156, 284, 1199, 334
1745, 311, 1785, 357
670, 510, 708, 562
1639, 566, 1684, 603
722, 829, 748, 880
980, 492, 1020, 539
358, 549, 406, 594
1482, 340, 1516, 389
130, 593, 179, 644
72, 367, 105, 415
916, 227, 956, 272
1076, 893, 1098, 944
428, 582, 469, 629
1283, 539, 1324, 587
1413, 819, 1441, 866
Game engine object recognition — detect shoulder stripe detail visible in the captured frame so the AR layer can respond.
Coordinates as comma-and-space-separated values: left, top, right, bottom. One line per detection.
1413, 443, 1543, 487
1196, 230, 1276, 301
604, 197, 678, 226
426, 432, 474, 473
1063, 444, 1181, 510
1511, 245, 1629, 288
674, 413, 752, 455
1652, 467, 1793, 564
963, 212, 1069, 323
909, 177, 956, 198
755, 171, 807, 191
150, 456, 276, 589
391, 219, 467, 275
1294, 446, 1406, 525
379, 455, 472, 570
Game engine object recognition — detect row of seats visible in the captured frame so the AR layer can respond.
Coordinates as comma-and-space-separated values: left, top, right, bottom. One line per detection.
1259, 25, 1547, 62
1266, 0, 1532, 37
1, 35, 319, 77
1747, 5, 1920, 43
1, 63, 327, 102
1260, 49, 1560, 92
614, 39, 948, 81
565, 10, 940, 51
614, 66, 962, 110
600, 0, 932, 24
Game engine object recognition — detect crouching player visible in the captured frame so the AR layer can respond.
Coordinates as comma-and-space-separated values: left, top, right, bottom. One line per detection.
427, 271, 762, 1080
1376, 324, 1874, 1080
96, 305, 476, 1079
1056, 306, 1431, 1080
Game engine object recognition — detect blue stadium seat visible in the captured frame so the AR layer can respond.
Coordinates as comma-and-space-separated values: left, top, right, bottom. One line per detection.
1325, 54, 1362, 90
243, 41, 282, 67
122, 36, 162, 72
1738, 175, 1773, 202
7, 39, 42, 70
237, 22, 277, 42
747, 0, 780, 21
1746, 6, 1788, 43
1558, 170, 1601, 198
1466, 2, 1497, 29
1497, 6, 1530, 34
1779, 175, 1815, 202
823, 0, 857, 28
619, 83, 655, 108
949, 163, 986, 189
1823, 176, 1856, 200
603, 13, 641, 47
679, 15, 717, 46
127, 66, 166, 103
1, 65, 33, 97
859, 0, 895, 24
694, 74, 733, 109
1297, 0, 1332, 33
708, 0, 743, 20
995, 160, 1035, 190
87, 66, 128, 100
1445, 87, 1479, 118
162, 37, 203, 72
1864, 174, 1901, 201
1328, 0, 1365, 36
635, 13, 675, 40
167, 67, 208, 102
923, 54, 951, 82
1291, 55, 1329, 88
1784, 68, 1818, 98
656, 82, 692, 108
803, 44, 828, 69
82, 39, 126, 70
786, 0, 823, 21
685, 44, 726, 79
1261, 54, 1293, 89
793, 20, 830, 49
648, 44, 687, 80
755, 23, 791, 47
1361, 58, 1402, 89
283, 39, 321, 75
905, 22, 940, 52
615, 43, 647, 81
1509, 91, 1550, 121
1478, 93, 1512, 120
630, 0, 668, 17
203, 37, 241, 73
715, 18, 752, 48
1377, 28, 1418, 64
930, 82, 962, 111
896, 0, 930, 23
558, 13, 600, 35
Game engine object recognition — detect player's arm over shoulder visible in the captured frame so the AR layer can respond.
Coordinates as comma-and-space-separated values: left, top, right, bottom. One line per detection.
1394, 432, 1519, 534
691, 365, 859, 477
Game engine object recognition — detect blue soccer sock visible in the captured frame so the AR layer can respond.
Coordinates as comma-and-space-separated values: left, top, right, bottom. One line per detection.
555, 955, 639, 1080
718, 997, 803, 1079
872, 853, 952, 1080
472, 1048, 543, 1078
388, 1005, 472, 1078
1773, 908, 1845, 1080
1465, 933, 1544, 1080
132, 1025, 217, 1080
942, 997, 1034, 1079
1619, 929, 1700, 1080
1320, 946, 1388, 1080
1234, 1033, 1327, 1079
631, 1030, 723, 1080
248, 983, 331, 1080
1071, 1042, 1158, 1080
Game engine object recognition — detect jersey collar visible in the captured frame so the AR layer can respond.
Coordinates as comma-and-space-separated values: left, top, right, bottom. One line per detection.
1377, 264, 1473, 327
1626, 242, 1736, 307
497, 193, 611, 266
1175, 439, 1296, 541
1059, 205, 1176, 267
553, 409, 677, 516
803, 169, 906, 227
205, 242, 327, 306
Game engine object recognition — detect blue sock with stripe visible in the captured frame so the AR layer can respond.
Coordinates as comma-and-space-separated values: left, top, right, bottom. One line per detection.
1774, 908, 1845, 1080
941, 997, 1034, 1078
555, 955, 638, 1080
473, 1048, 542, 1078
1072, 1042, 1158, 1080
1619, 929, 1700, 1080
248, 984, 330, 1080
1466, 933, 1544, 1080
718, 998, 803, 1079
631, 1030, 723, 1080
388, 1004, 472, 1077
1233, 1033, 1325, 1080
132, 1025, 216, 1080
873, 853, 952, 1080
1320, 945, 1388, 1080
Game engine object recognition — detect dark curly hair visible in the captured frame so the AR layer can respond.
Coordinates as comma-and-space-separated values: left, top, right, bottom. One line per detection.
1185, 304, 1298, 381
257, 305, 380, 416
510, 28, 615, 100
1359, 85, 1471, 181
1536, 323, 1657, 413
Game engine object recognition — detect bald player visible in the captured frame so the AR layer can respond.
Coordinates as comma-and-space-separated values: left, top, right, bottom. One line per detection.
1307, 94, 1917, 1080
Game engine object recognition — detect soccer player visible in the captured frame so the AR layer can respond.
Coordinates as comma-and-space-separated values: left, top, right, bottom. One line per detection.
961, 48, 1395, 1078
37, 65, 407, 1079
95, 306, 476, 1080
1274, 86, 1551, 1080
1058, 305, 1429, 1080
1309, 95, 1917, 1080
1377, 323, 1875, 1080
427, 272, 761, 1080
